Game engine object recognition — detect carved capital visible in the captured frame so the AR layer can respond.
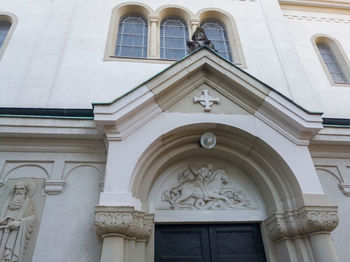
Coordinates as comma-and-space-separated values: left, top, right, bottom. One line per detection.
264, 206, 338, 242
299, 207, 339, 234
95, 206, 154, 241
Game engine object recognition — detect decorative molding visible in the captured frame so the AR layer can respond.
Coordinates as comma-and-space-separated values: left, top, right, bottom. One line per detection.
0, 117, 99, 139
43, 180, 65, 195
284, 14, 350, 24
95, 206, 154, 241
161, 165, 253, 210
0, 138, 106, 153
264, 206, 339, 242
338, 183, 350, 196
314, 164, 350, 196
94, 48, 323, 145
280, 0, 350, 10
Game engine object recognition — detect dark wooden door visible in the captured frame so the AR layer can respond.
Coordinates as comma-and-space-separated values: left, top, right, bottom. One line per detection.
155, 224, 266, 262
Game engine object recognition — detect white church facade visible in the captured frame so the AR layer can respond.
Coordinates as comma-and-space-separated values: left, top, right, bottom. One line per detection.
0, 0, 350, 261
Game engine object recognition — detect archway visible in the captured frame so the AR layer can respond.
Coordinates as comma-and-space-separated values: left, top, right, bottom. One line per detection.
127, 123, 338, 262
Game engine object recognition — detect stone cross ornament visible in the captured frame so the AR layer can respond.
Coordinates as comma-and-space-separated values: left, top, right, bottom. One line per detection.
194, 90, 220, 112
187, 27, 217, 53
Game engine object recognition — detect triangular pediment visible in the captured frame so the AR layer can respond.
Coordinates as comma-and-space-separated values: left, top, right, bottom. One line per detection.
93, 47, 323, 145
166, 82, 249, 115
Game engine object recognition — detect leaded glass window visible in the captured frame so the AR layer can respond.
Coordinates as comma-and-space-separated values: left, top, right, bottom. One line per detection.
0, 21, 11, 48
201, 20, 232, 62
317, 42, 348, 84
116, 15, 148, 58
160, 18, 189, 60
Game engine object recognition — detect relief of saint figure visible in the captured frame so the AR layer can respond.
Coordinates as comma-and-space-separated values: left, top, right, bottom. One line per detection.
0, 179, 36, 262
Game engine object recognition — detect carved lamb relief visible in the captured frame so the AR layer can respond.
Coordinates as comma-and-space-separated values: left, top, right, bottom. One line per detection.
161, 165, 253, 210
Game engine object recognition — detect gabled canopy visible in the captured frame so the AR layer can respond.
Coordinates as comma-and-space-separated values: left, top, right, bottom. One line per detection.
93, 47, 323, 145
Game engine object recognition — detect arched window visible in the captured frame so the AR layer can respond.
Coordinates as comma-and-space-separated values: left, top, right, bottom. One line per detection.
0, 21, 11, 49
201, 20, 232, 62
115, 15, 148, 58
315, 39, 350, 84
160, 17, 189, 60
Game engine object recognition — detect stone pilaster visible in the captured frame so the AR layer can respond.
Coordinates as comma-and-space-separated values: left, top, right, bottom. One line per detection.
264, 206, 339, 262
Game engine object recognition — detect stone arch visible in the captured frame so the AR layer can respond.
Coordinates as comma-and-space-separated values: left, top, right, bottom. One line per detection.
130, 123, 302, 216
64, 163, 103, 180
196, 8, 246, 66
316, 167, 343, 183
4, 164, 49, 180
156, 5, 194, 22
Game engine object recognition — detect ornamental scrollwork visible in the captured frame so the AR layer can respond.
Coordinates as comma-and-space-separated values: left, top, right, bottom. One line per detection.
161, 165, 253, 210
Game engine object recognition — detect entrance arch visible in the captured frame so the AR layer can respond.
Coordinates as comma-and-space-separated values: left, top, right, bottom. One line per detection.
131, 123, 302, 215
125, 123, 338, 262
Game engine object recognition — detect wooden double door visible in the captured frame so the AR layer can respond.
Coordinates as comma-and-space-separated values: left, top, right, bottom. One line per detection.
155, 224, 267, 262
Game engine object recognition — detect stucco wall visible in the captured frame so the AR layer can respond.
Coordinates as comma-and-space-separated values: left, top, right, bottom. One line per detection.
317, 168, 350, 262
0, 138, 106, 261
0, 0, 323, 112
33, 165, 102, 261
284, 8, 350, 118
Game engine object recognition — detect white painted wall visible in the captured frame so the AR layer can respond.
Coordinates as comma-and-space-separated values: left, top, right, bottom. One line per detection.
317, 169, 350, 262
33, 166, 102, 262
284, 9, 350, 118
0, 0, 336, 114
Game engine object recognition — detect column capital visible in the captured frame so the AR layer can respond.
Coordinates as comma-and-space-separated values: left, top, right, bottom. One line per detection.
95, 206, 154, 241
149, 17, 159, 23
189, 19, 200, 24
264, 206, 338, 242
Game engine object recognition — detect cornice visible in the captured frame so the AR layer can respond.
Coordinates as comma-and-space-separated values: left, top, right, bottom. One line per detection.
311, 126, 350, 145
0, 117, 99, 139
256, 92, 323, 145
280, 0, 350, 10
0, 138, 106, 153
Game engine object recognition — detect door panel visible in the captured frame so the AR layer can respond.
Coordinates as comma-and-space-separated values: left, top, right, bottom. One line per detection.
155, 225, 211, 262
209, 224, 266, 262
155, 224, 266, 262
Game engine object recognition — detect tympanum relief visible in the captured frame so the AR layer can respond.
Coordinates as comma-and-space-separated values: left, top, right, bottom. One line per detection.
161, 165, 254, 210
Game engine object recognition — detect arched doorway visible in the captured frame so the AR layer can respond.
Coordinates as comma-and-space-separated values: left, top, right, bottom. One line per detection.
123, 123, 337, 262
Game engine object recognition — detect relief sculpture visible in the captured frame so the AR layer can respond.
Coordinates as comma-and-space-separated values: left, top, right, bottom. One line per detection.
161, 165, 252, 210
0, 179, 36, 262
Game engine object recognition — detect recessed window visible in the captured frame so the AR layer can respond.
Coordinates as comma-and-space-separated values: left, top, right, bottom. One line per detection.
201, 20, 232, 62
160, 18, 189, 60
115, 15, 148, 58
316, 42, 349, 84
105, 4, 245, 66
0, 21, 11, 49
314, 36, 350, 85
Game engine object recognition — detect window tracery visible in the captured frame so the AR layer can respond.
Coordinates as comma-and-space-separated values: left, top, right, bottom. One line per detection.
314, 36, 350, 85
160, 17, 189, 60
201, 20, 232, 62
115, 15, 148, 58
